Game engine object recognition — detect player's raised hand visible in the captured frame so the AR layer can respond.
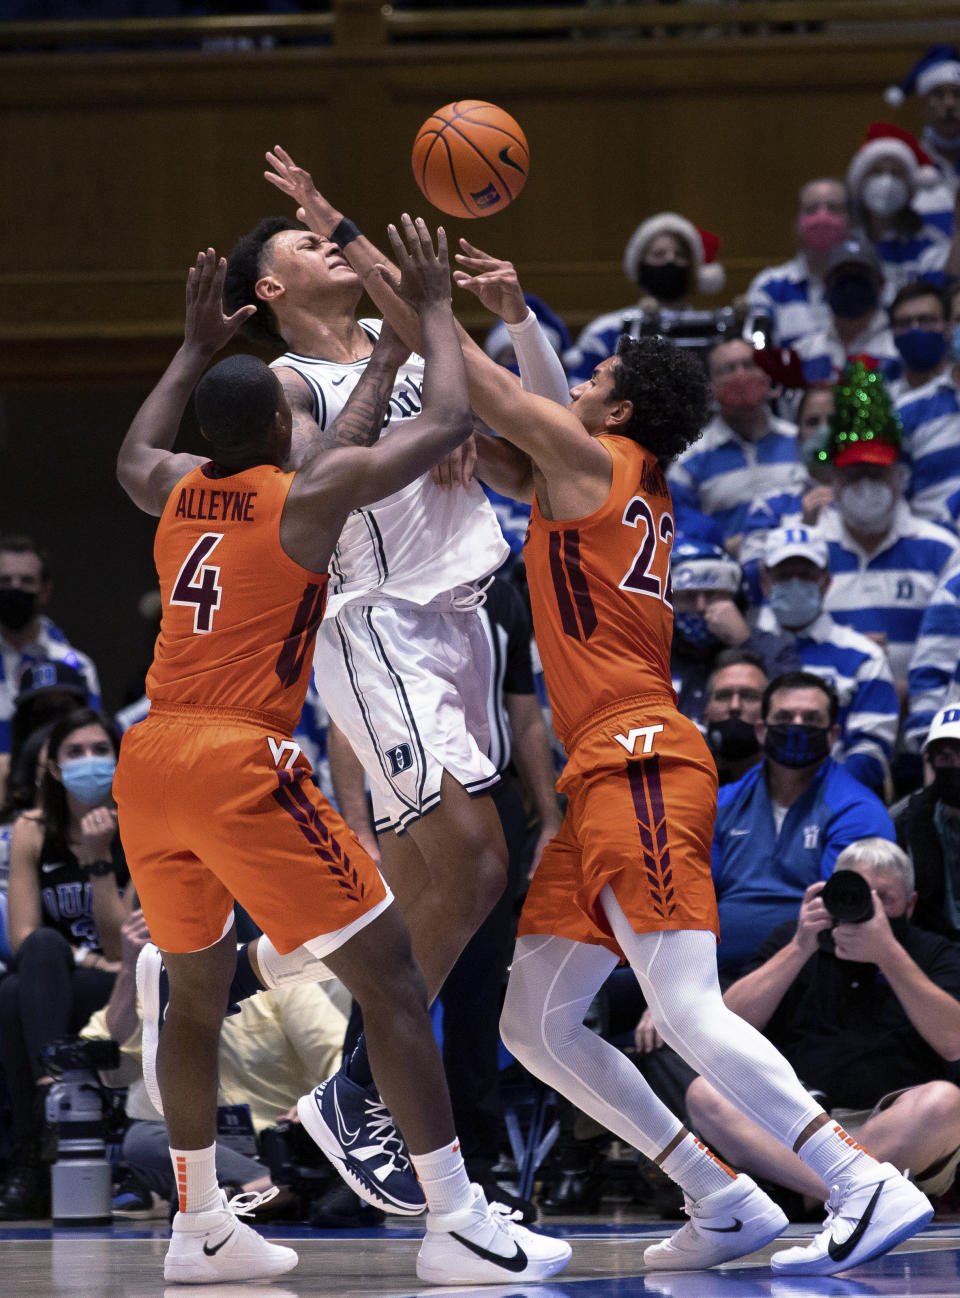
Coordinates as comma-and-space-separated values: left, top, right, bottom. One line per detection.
264, 145, 338, 233
384, 214, 451, 312
453, 238, 527, 325
184, 249, 255, 354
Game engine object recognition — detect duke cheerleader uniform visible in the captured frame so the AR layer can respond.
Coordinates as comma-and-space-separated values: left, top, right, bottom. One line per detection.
114, 461, 391, 956
517, 437, 719, 954
273, 321, 509, 836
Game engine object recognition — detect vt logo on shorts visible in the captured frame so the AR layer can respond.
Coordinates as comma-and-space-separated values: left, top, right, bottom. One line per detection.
386, 743, 414, 775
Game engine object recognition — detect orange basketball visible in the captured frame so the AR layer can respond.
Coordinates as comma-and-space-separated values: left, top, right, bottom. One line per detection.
412, 100, 529, 220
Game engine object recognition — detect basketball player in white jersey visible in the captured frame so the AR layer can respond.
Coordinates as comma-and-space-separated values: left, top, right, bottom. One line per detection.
218, 153, 510, 1213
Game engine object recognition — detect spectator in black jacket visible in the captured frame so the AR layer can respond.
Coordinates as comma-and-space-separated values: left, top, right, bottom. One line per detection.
894, 705, 960, 939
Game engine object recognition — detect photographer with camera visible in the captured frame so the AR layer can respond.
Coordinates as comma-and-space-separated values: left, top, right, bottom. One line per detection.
684, 837, 960, 1209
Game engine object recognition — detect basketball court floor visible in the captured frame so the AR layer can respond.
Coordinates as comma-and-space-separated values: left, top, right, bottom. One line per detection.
3, 1214, 960, 1297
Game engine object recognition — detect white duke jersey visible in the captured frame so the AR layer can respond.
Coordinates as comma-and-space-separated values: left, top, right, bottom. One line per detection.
273, 320, 508, 616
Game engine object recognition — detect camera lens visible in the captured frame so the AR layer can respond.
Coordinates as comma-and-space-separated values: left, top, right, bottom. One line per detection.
821, 869, 874, 924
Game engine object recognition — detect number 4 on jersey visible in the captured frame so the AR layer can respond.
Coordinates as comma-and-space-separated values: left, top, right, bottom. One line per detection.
171, 533, 224, 633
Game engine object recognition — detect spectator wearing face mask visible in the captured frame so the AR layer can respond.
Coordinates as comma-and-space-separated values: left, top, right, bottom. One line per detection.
702, 649, 768, 786
891, 283, 960, 527
755, 527, 899, 797
808, 363, 960, 697
0, 535, 100, 758
894, 707, 960, 940
746, 179, 850, 352
669, 540, 800, 726
793, 238, 901, 385
845, 123, 949, 302
886, 45, 960, 235
667, 338, 799, 551
740, 386, 837, 574
711, 671, 895, 978
566, 212, 729, 386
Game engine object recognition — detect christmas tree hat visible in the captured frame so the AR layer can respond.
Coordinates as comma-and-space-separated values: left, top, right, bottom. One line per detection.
815, 359, 903, 469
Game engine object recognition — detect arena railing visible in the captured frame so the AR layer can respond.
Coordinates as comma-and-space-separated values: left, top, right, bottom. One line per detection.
0, 0, 957, 53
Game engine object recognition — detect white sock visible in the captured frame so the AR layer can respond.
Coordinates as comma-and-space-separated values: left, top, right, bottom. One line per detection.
796, 1121, 879, 1190
660, 1131, 739, 1202
411, 1139, 473, 1215
169, 1144, 221, 1215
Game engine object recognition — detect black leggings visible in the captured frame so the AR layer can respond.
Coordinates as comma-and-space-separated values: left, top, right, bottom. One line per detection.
0, 928, 115, 1144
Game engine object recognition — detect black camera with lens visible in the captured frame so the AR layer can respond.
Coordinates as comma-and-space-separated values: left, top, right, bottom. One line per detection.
818, 869, 874, 953
43, 1037, 120, 1075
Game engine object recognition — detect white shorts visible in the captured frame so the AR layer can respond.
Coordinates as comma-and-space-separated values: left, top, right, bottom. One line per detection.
313, 595, 499, 834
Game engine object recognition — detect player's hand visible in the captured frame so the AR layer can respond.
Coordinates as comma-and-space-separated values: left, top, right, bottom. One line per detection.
264, 145, 339, 233
634, 1008, 664, 1054
184, 249, 256, 355
791, 879, 832, 958
452, 239, 527, 324
431, 433, 477, 489
703, 597, 750, 646
76, 806, 119, 868
384, 215, 451, 311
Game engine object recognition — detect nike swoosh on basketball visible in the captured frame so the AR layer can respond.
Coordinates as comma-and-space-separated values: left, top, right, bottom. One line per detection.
826, 1181, 884, 1262
703, 1218, 743, 1233
202, 1229, 235, 1256
498, 146, 525, 174
331, 1085, 361, 1146
449, 1232, 528, 1273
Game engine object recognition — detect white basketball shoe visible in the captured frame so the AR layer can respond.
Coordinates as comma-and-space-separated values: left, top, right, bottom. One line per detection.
163, 1188, 298, 1284
417, 1183, 572, 1284
643, 1173, 788, 1270
770, 1161, 933, 1275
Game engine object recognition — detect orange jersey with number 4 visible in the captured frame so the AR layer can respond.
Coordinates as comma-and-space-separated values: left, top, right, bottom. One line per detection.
524, 435, 676, 745
147, 463, 328, 733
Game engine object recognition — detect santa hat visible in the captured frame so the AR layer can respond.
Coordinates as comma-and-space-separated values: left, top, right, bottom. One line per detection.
885, 44, 960, 106
622, 212, 725, 295
845, 123, 940, 197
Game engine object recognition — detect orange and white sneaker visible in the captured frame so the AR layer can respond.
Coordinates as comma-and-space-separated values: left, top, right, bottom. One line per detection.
416, 1183, 571, 1284
163, 1188, 298, 1285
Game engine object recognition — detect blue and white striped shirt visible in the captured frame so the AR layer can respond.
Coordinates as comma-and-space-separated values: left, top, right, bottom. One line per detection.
895, 370, 960, 528
815, 502, 960, 681
757, 606, 898, 793
0, 618, 101, 755
792, 312, 901, 386
746, 253, 831, 349
905, 566, 960, 752
874, 220, 950, 301
668, 413, 799, 542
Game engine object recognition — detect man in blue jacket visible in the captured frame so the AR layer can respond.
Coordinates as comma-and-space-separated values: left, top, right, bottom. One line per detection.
713, 671, 895, 977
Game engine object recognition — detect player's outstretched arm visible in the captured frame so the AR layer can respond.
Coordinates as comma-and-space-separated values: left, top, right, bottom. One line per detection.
117, 250, 255, 516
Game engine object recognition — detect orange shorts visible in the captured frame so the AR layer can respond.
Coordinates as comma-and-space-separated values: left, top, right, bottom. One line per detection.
518, 697, 719, 957
114, 703, 389, 956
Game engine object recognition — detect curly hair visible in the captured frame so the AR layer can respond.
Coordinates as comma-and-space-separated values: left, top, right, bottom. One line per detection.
223, 216, 300, 350
611, 335, 709, 466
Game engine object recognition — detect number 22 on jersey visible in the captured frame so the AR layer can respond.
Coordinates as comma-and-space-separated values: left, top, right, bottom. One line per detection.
619, 498, 674, 608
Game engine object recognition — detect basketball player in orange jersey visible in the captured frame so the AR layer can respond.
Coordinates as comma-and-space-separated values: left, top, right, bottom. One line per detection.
282, 198, 932, 1277
112, 232, 571, 1287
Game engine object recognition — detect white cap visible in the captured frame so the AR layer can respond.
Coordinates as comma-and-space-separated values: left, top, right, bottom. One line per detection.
763, 526, 829, 572
924, 705, 960, 753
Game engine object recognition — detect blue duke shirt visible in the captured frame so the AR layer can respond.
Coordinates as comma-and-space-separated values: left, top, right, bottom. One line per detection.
712, 759, 895, 976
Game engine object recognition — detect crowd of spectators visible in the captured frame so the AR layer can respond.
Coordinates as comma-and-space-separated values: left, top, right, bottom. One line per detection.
4, 37, 960, 1232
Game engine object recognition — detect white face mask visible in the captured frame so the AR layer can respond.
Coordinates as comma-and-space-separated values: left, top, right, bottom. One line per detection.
838, 479, 896, 532
861, 173, 910, 218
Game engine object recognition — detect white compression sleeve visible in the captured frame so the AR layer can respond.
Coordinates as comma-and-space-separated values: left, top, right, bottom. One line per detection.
255, 935, 336, 989
500, 933, 685, 1161
507, 309, 572, 404
599, 887, 823, 1151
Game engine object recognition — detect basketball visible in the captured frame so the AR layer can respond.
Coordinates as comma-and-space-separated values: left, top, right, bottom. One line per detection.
411, 100, 529, 220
